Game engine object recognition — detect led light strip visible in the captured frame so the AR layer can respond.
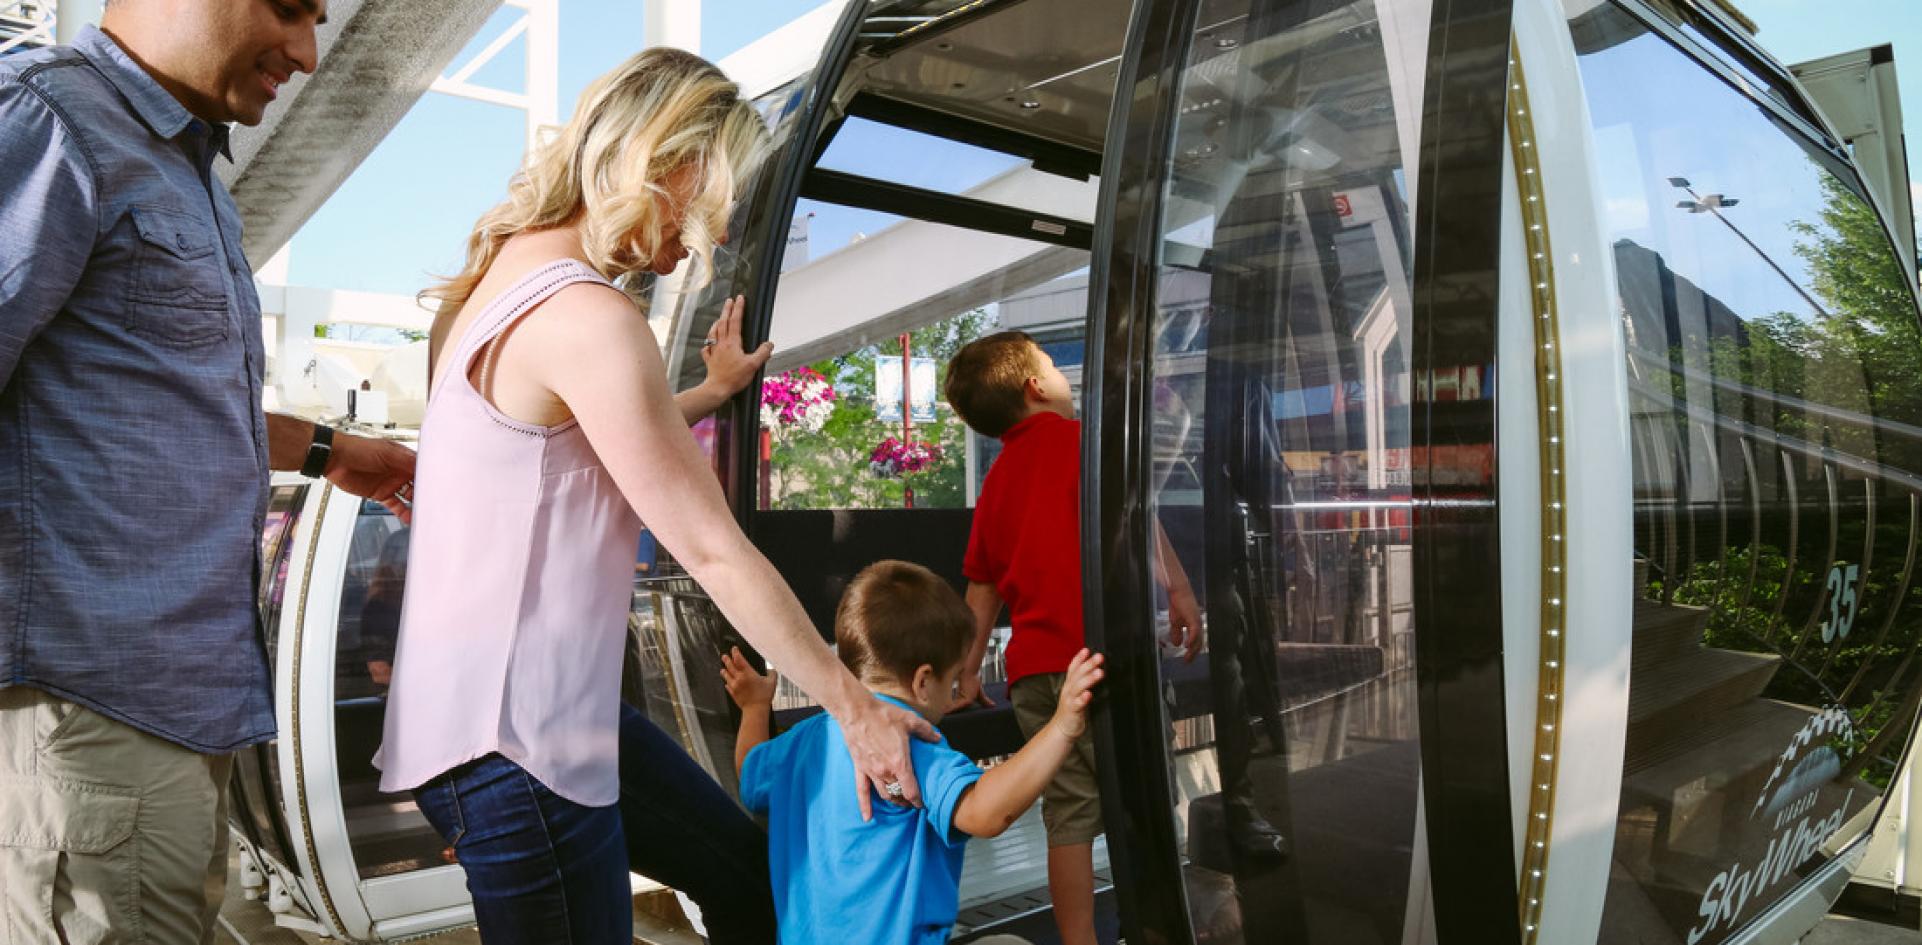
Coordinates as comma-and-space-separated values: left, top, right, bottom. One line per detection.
1506, 38, 1566, 944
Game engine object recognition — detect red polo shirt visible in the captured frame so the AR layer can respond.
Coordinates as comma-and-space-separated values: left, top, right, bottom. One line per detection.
963, 411, 1084, 684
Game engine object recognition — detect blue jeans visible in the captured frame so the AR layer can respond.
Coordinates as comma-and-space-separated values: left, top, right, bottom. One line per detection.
413, 706, 776, 944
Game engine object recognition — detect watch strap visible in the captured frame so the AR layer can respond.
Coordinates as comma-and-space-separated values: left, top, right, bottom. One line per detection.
301, 424, 335, 479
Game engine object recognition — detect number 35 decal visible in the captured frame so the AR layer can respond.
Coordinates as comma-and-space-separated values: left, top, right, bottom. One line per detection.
1822, 563, 1862, 644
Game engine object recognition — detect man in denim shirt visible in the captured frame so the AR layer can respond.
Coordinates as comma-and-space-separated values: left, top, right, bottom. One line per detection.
0, 1, 418, 939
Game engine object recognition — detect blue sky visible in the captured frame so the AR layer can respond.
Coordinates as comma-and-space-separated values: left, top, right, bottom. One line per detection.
1741, 0, 1921, 204
287, 0, 824, 296
284, 0, 1922, 298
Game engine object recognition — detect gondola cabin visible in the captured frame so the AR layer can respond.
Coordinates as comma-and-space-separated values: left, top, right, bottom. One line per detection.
232, 0, 1922, 942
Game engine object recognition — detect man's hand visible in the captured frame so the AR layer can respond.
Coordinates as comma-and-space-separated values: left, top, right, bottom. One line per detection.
1050, 649, 1106, 739
1167, 585, 1204, 662
720, 646, 779, 710
838, 696, 938, 821
699, 295, 773, 399
953, 670, 994, 711
326, 433, 417, 523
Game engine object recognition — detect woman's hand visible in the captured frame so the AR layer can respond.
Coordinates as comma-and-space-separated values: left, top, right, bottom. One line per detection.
698, 295, 773, 399
837, 695, 938, 821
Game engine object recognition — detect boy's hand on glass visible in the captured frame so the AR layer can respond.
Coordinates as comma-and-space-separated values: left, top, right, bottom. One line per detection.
720, 646, 778, 709
1051, 649, 1105, 739
1167, 587, 1205, 663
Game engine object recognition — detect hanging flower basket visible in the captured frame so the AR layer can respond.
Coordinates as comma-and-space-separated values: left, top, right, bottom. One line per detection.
869, 436, 943, 479
760, 367, 836, 433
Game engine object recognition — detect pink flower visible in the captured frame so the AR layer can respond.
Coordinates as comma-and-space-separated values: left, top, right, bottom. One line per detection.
869, 436, 944, 478
761, 368, 837, 432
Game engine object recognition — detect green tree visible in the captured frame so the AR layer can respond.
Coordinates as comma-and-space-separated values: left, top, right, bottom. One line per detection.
1644, 170, 1922, 787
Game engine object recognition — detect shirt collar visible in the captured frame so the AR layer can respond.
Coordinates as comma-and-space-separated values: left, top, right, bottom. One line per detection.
1002, 410, 1070, 442
73, 24, 232, 160
871, 692, 944, 737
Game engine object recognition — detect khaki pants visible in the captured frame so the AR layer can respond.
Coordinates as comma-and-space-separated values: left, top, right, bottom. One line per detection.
1009, 673, 1104, 847
0, 687, 232, 945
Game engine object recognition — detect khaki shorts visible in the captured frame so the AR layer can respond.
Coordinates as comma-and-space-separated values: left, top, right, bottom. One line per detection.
0, 686, 232, 945
1009, 673, 1104, 847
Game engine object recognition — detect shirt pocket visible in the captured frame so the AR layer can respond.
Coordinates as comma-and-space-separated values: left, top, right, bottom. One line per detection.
125, 205, 231, 347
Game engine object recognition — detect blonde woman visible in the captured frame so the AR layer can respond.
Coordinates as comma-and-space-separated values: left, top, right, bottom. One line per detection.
376, 48, 935, 944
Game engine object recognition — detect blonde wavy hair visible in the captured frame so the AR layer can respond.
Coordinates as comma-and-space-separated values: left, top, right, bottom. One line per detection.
423, 47, 770, 321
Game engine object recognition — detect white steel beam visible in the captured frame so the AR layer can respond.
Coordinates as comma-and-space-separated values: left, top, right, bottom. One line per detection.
427, 0, 558, 154
1, 1, 54, 54
643, 0, 700, 53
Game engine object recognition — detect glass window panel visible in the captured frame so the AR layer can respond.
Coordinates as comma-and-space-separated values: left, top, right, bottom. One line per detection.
1145, 2, 1420, 941
258, 484, 309, 662
816, 117, 1036, 207
1568, 0, 1823, 133
332, 502, 448, 879
760, 204, 1089, 512
235, 483, 311, 871
653, 76, 815, 396
1575, 8, 1922, 943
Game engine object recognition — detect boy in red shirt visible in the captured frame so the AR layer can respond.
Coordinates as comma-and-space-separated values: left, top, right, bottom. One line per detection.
944, 331, 1202, 945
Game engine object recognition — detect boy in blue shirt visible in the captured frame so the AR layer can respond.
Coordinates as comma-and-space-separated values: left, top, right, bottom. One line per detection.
721, 559, 1104, 945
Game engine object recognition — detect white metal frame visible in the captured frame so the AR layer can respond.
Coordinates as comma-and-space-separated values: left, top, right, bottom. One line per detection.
237, 478, 476, 941
429, 0, 560, 154
1501, 1, 1637, 942
0, 0, 53, 54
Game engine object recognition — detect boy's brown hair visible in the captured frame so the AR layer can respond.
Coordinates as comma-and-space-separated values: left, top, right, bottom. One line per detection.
835, 560, 974, 683
944, 330, 1042, 438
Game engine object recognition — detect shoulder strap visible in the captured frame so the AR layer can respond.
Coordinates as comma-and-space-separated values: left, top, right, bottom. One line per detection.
433, 259, 614, 402
452, 258, 613, 363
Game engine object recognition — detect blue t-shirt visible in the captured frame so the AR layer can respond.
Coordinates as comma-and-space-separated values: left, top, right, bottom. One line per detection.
739, 695, 984, 945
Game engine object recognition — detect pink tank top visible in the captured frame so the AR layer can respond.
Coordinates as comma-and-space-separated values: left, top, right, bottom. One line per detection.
376, 259, 642, 806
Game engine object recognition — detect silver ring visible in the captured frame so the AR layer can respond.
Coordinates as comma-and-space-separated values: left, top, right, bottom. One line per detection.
883, 780, 904, 799
702, 337, 717, 348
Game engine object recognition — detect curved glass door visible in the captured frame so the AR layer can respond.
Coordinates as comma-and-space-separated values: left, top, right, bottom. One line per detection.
1569, 5, 1922, 943
329, 502, 448, 879
232, 483, 311, 872
1130, 1, 1425, 941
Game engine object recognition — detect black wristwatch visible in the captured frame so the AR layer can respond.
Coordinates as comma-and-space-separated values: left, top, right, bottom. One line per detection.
301, 424, 335, 479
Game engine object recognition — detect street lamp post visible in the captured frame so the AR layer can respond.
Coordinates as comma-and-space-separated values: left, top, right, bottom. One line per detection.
1668, 176, 1832, 318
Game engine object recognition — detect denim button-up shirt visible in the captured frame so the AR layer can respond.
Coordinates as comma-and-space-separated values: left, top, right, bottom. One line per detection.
0, 26, 274, 753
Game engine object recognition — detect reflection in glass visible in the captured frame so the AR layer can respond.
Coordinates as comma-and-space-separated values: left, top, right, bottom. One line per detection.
1145, 2, 1419, 941
333, 503, 449, 879
234, 484, 311, 871
654, 75, 814, 397
1576, 8, 1922, 943
815, 117, 1032, 208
